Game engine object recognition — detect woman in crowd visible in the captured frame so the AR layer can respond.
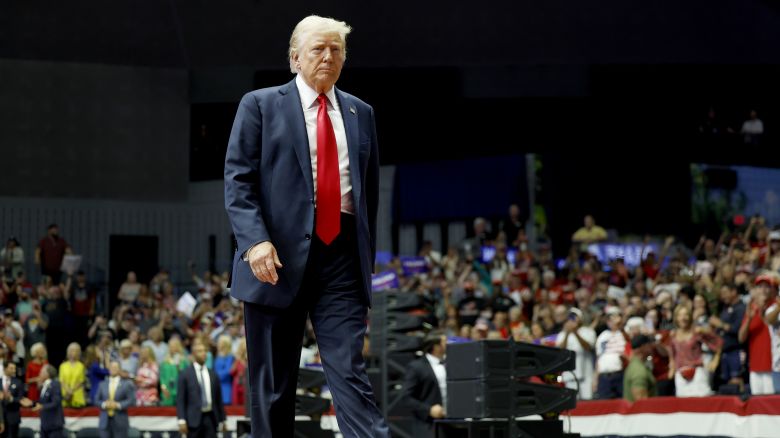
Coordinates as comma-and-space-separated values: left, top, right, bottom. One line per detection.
84, 344, 109, 406
25, 342, 48, 402
59, 342, 87, 407
231, 338, 248, 407
668, 305, 723, 396
135, 346, 159, 406
159, 337, 189, 407
214, 335, 235, 405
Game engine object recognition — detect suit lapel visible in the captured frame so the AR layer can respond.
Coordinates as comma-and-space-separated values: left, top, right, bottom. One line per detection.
280, 79, 314, 200
422, 358, 442, 401
336, 89, 362, 211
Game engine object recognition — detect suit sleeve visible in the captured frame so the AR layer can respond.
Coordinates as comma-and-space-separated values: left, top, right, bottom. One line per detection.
367, 106, 380, 270
96, 382, 106, 407
224, 92, 271, 257
402, 362, 431, 422
176, 370, 187, 422
118, 381, 136, 411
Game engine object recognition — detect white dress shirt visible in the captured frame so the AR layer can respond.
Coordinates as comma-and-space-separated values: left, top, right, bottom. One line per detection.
40, 379, 51, 398
295, 74, 354, 215
425, 353, 447, 408
194, 362, 212, 411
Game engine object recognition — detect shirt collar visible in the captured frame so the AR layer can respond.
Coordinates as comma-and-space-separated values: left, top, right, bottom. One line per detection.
426, 353, 443, 366
295, 74, 339, 111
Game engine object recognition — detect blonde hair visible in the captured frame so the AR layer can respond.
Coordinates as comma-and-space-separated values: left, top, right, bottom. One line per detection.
140, 346, 157, 365
217, 335, 232, 356
288, 15, 351, 73
66, 342, 82, 360
167, 337, 183, 356
673, 304, 692, 328
30, 342, 47, 360
235, 338, 247, 361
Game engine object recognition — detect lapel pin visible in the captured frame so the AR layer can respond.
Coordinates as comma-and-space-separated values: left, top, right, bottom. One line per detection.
349, 106, 356, 114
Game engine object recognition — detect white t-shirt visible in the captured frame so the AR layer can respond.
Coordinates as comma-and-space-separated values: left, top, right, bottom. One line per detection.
595, 329, 627, 373
556, 327, 596, 380
741, 119, 764, 135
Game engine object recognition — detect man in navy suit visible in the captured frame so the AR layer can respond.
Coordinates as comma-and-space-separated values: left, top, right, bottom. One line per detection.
176, 342, 225, 438
96, 361, 136, 438
224, 14, 387, 438
1, 362, 24, 438
403, 332, 448, 438
22, 365, 63, 438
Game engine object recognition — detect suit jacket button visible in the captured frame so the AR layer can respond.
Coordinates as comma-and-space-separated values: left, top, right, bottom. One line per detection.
305, 234, 311, 240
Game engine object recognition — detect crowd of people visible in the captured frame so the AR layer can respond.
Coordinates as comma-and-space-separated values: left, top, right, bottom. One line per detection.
383, 209, 780, 401
0, 224, 249, 418
2, 207, 780, 426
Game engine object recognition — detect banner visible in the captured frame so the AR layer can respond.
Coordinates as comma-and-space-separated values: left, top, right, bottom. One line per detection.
399, 256, 427, 276
371, 271, 399, 291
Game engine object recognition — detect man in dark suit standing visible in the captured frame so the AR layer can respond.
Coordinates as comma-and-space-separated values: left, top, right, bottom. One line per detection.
176, 342, 225, 438
1, 362, 23, 438
96, 361, 136, 438
224, 14, 387, 438
403, 332, 448, 438
22, 365, 62, 438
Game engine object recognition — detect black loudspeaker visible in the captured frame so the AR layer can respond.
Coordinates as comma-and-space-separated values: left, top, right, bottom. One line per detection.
295, 394, 331, 416
298, 368, 327, 389
446, 340, 512, 381
370, 291, 425, 310
512, 343, 576, 377
447, 380, 576, 419
447, 379, 513, 418
446, 340, 575, 381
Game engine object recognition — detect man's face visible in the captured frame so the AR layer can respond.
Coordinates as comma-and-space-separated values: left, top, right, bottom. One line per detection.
49, 227, 58, 237
584, 216, 594, 228
295, 32, 345, 93
109, 362, 121, 377
6, 363, 15, 377
192, 343, 208, 365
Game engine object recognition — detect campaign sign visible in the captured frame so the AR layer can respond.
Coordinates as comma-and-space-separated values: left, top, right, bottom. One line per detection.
400, 256, 428, 276
372, 270, 399, 291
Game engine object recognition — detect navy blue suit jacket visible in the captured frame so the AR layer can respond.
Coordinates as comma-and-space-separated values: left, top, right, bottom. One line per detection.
2, 377, 24, 426
95, 378, 136, 430
176, 364, 225, 428
38, 380, 64, 432
224, 78, 379, 308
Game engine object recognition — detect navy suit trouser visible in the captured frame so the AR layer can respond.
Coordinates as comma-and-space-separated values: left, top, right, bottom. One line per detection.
244, 213, 388, 438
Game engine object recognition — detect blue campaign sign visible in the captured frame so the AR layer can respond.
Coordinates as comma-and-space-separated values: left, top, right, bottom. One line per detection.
480, 246, 519, 265
586, 243, 659, 267
399, 256, 428, 276
371, 270, 399, 291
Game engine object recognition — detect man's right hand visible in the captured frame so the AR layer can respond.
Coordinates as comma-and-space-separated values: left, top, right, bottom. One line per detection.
247, 242, 283, 285
429, 404, 445, 419
179, 423, 188, 435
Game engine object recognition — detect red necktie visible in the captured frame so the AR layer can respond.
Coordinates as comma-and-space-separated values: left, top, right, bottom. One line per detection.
316, 94, 341, 245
